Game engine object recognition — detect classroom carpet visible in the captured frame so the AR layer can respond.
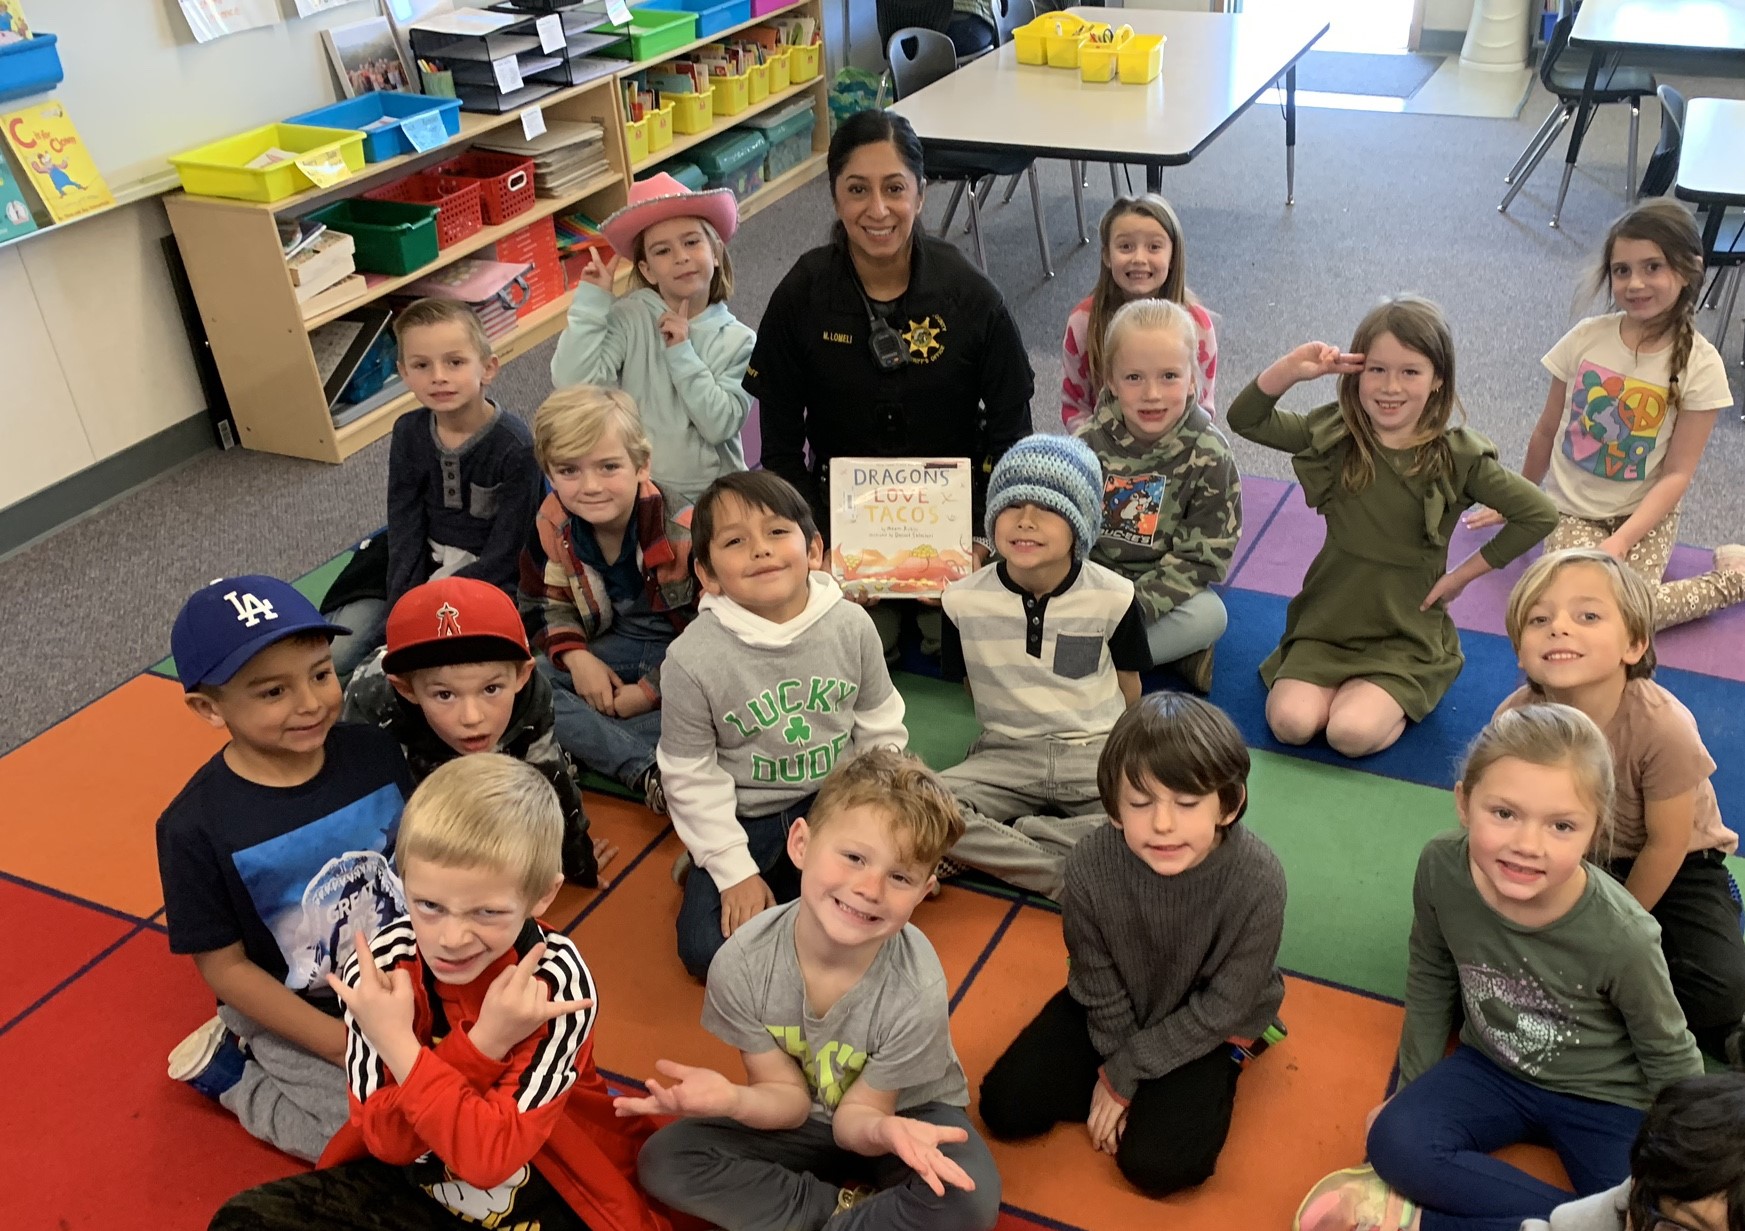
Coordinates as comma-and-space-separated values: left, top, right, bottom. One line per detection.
6, 473, 1744, 1231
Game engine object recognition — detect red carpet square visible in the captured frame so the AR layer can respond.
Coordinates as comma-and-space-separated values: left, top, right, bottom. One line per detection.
0, 877, 135, 1029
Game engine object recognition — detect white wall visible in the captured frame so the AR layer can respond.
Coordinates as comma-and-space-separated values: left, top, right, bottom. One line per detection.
1421, 0, 1476, 34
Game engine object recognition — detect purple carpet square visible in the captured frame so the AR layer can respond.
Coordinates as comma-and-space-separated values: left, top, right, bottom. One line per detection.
1653, 547, 1745, 682
1229, 484, 1320, 595
1229, 476, 1292, 576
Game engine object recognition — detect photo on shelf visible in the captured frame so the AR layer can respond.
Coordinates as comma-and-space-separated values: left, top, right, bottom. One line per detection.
323, 13, 415, 97
384, 0, 454, 65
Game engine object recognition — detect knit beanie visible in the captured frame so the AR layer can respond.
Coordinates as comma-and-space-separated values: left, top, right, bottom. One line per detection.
984, 433, 1104, 562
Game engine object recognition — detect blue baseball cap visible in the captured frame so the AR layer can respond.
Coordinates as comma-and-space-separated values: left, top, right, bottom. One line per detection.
172, 575, 351, 691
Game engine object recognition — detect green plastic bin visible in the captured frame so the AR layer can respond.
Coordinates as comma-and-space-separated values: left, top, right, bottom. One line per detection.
308, 199, 440, 275
593, 8, 698, 62
690, 127, 767, 198
636, 160, 707, 191
739, 98, 815, 180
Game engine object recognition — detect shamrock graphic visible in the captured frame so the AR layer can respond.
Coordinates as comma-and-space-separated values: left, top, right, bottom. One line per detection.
783, 715, 812, 745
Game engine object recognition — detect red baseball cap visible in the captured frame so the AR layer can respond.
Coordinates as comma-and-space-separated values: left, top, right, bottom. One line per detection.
382, 577, 531, 676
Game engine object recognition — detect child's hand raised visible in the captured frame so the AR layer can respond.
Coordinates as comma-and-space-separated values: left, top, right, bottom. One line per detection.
873, 1114, 976, 1196
1258, 343, 1364, 397
469, 942, 594, 1061
326, 929, 416, 1054
656, 309, 690, 348
612, 1059, 740, 1119
580, 251, 621, 292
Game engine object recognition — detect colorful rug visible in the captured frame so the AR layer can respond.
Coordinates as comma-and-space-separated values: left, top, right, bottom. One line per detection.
5, 474, 1740, 1230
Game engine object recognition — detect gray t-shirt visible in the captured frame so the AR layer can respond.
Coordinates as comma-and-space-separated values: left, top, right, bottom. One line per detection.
702, 901, 969, 1120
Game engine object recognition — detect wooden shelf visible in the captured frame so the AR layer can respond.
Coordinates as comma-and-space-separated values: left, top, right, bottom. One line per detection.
301, 169, 623, 330
630, 75, 822, 173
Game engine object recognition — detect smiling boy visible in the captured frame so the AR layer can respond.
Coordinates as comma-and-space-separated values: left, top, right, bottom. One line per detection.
209, 755, 673, 1231
343, 576, 609, 888
938, 433, 1150, 901
619, 747, 999, 1231
657, 470, 907, 978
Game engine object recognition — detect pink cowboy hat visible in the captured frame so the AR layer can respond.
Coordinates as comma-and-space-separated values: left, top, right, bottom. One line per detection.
600, 172, 739, 259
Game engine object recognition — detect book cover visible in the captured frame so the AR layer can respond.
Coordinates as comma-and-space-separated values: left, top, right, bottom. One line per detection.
0, 151, 37, 240
0, 0, 33, 43
0, 102, 114, 224
828, 457, 973, 600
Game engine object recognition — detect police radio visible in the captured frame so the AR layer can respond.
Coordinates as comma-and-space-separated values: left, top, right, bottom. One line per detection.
856, 283, 909, 372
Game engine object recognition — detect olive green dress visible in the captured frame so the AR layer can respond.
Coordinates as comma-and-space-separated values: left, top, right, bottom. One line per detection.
1228, 382, 1557, 720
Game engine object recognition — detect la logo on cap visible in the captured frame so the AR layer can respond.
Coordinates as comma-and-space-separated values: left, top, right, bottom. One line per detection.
435, 601, 462, 637
224, 590, 278, 628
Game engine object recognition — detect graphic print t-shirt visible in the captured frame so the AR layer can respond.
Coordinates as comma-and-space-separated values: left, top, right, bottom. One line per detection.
1541, 314, 1734, 521
703, 901, 969, 1120
157, 723, 414, 997
1102, 473, 1166, 546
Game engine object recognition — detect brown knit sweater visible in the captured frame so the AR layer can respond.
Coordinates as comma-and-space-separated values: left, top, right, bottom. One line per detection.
1063, 821, 1288, 1098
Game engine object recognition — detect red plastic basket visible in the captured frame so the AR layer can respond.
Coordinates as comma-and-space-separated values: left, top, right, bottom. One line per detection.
434, 151, 536, 225
363, 172, 483, 248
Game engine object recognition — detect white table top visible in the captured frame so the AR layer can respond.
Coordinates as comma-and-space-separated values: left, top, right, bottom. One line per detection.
1571, 0, 1745, 55
889, 7, 1329, 164
1675, 97, 1745, 202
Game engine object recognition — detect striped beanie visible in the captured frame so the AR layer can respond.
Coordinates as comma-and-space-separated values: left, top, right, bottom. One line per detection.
985, 433, 1104, 562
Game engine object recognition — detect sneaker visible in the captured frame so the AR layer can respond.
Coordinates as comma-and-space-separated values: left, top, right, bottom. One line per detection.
936, 856, 965, 881
1294, 1165, 1417, 1231
1170, 645, 1215, 695
640, 766, 668, 815
671, 850, 693, 887
167, 1015, 247, 1100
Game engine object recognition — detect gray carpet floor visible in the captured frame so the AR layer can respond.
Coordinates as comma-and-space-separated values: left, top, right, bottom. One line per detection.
1294, 50, 1444, 97
3, 72, 1743, 753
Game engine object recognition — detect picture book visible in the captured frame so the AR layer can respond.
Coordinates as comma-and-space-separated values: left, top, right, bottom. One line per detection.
0, 0, 33, 43
829, 457, 973, 600
0, 150, 36, 240
0, 102, 113, 223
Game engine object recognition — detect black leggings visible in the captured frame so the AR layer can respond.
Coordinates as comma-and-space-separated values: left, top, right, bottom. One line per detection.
978, 988, 1240, 1197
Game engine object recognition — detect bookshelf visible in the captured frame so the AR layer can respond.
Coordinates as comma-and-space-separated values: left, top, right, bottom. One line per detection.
163, 0, 829, 464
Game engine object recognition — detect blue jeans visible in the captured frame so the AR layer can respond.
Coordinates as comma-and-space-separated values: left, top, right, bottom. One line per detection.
542, 630, 673, 788
676, 794, 814, 980
326, 597, 388, 679
1367, 1046, 1643, 1231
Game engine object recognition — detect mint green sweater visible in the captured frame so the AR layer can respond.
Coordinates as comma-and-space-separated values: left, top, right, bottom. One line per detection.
550, 284, 756, 505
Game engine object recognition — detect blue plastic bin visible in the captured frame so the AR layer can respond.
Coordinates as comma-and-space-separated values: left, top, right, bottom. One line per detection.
0, 33, 64, 104
637, 0, 751, 39
287, 94, 463, 162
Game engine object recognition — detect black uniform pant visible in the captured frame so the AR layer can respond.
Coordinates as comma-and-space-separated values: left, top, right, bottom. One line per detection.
978, 987, 1240, 1197
1610, 849, 1745, 1058
209, 1159, 587, 1231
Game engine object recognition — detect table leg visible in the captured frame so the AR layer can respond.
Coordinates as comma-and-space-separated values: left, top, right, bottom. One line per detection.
1146, 164, 1162, 193
1285, 62, 1298, 206
1551, 50, 1603, 229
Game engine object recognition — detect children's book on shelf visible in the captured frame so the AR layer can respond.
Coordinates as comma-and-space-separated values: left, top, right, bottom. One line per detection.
0, 0, 33, 43
828, 457, 974, 600
0, 102, 114, 223
0, 151, 36, 240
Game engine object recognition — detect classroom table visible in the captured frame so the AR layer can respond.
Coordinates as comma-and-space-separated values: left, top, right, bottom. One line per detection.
887, 7, 1330, 206
1547, 0, 1745, 228
1674, 96, 1745, 375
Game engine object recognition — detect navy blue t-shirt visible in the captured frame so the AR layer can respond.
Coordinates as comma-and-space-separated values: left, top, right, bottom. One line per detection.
156, 723, 415, 1001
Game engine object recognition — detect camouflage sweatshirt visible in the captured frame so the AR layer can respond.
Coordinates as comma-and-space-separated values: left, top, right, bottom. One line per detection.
1075, 394, 1241, 621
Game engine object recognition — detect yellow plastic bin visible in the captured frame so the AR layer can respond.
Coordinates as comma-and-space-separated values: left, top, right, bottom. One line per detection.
1013, 12, 1084, 65
767, 46, 792, 91
670, 90, 713, 134
710, 70, 752, 116
1118, 33, 1166, 84
788, 42, 821, 82
625, 117, 651, 163
1048, 20, 1107, 68
170, 123, 366, 203
648, 101, 675, 151
1078, 27, 1133, 82
748, 60, 769, 104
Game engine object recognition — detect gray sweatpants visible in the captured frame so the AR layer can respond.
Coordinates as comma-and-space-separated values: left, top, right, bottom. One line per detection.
216, 1004, 350, 1162
938, 732, 1106, 901
636, 1102, 1000, 1231
1143, 589, 1228, 667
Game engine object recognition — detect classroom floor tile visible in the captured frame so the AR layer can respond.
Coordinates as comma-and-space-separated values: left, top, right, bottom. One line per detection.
0, 673, 227, 918
0, 876, 136, 1029
0, 929, 303, 1231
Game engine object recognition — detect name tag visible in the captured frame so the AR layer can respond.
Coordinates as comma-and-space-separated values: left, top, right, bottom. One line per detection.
822, 330, 853, 345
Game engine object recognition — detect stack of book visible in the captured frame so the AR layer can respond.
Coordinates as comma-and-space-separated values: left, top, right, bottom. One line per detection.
393, 258, 534, 341
475, 120, 609, 197
283, 217, 367, 321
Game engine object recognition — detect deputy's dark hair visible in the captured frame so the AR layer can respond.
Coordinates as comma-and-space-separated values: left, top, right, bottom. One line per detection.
1627, 1073, 1745, 1231
827, 110, 925, 247
1097, 693, 1250, 823
691, 471, 820, 572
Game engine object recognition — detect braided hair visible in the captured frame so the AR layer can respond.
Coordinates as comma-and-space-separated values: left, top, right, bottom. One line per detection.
1593, 199, 1704, 414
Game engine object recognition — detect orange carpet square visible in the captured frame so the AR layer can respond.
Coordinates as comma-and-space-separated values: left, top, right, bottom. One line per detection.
0, 675, 227, 918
